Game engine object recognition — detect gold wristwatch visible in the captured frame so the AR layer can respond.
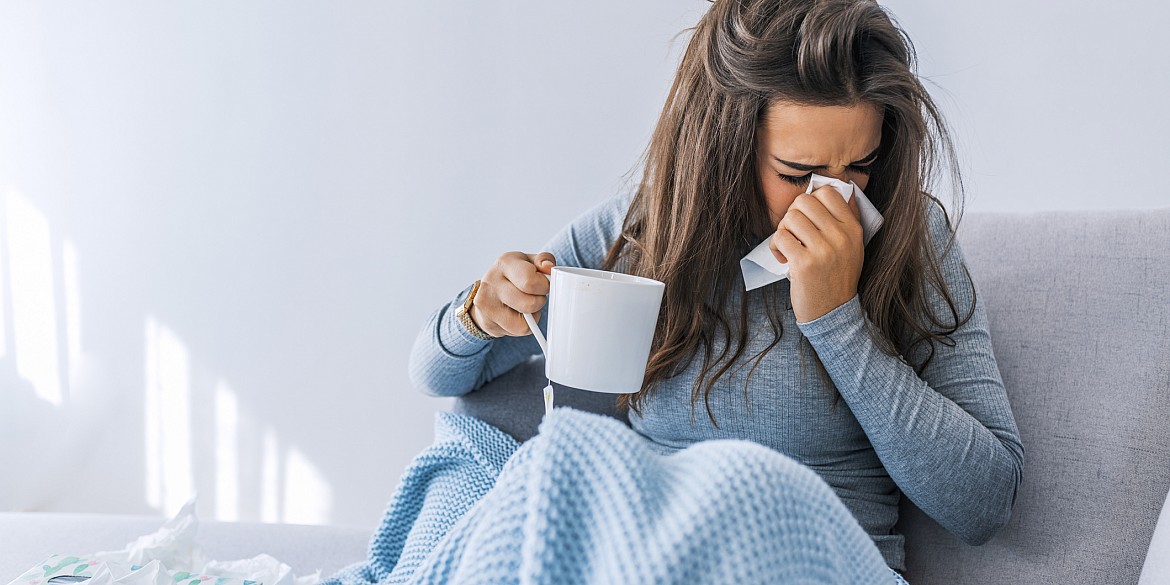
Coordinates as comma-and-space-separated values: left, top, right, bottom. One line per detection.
455, 279, 497, 340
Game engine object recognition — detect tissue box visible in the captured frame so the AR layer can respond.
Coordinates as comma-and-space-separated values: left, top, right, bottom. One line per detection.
8, 554, 258, 585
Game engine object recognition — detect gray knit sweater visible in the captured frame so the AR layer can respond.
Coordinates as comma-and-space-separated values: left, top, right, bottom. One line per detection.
408, 188, 1024, 572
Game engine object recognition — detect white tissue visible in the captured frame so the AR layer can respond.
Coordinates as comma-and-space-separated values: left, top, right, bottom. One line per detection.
740, 173, 884, 291
9, 497, 320, 585
90, 498, 202, 569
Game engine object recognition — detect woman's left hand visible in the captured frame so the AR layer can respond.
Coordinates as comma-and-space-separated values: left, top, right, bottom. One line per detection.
769, 186, 865, 324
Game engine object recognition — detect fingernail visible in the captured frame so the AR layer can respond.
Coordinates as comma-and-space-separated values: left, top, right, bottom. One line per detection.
541, 260, 552, 267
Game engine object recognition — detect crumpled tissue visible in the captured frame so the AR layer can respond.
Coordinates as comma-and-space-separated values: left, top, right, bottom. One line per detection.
740, 173, 884, 291
7, 498, 319, 585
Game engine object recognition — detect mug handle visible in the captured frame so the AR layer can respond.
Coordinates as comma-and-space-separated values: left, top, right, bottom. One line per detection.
521, 272, 552, 358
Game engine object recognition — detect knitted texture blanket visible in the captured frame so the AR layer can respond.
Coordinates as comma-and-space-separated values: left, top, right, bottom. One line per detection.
322, 407, 897, 584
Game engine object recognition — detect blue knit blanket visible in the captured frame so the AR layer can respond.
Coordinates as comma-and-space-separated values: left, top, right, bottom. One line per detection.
322, 407, 898, 584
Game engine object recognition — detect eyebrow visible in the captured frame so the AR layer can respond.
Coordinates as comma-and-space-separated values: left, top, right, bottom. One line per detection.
772, 144, 881, 172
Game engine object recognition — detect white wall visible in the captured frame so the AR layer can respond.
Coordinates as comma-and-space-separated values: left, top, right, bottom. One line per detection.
883, 0, 1170, 212
1, 1, 1166, 529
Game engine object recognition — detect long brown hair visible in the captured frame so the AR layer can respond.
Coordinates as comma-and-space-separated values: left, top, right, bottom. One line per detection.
604, 0, 975, 425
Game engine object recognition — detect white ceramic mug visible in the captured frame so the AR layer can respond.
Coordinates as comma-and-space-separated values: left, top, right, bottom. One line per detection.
521, 266, 665, 394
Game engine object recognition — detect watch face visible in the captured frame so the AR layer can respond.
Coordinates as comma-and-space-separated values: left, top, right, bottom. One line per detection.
465, 281, 480, 311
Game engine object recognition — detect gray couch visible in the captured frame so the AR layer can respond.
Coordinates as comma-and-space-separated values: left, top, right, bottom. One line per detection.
2, 210, 1166, 585
452, 209, 1170, 584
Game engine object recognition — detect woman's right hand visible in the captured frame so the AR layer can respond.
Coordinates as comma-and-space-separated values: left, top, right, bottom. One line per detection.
469, 251, 557, 338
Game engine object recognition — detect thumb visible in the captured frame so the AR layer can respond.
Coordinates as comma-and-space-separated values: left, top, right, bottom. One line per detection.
528, 252, 557, 273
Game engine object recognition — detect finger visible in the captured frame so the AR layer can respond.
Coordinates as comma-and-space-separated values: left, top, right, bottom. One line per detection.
475, 269, 543, 335
807, 184, 855, 225
484, 293, 532, 337
773, 228, 804, 266
778, 207, 822, 248
804, 187, 863, 246
527, 252, 557, 274
771, 242, 787, 264
513, 308, 542, 337
848, 193, 862, 223
787, 192, 836, 232
495, 278, 547, 316
470, 294, 518, 337
500, 310, 532, 337
501, 254, 551, 295
770, 237, 789, 264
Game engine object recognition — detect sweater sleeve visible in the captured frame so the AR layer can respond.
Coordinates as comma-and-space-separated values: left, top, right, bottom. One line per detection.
407, 188, 635, 398
794, 198, 1025, 546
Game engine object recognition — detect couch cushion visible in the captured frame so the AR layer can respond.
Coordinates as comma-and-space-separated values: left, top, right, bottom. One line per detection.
1140, 484, 1170, 584
900, 209, 1170, 584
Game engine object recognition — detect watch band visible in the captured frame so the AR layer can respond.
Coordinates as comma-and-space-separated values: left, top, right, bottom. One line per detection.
456, 280, 497, 340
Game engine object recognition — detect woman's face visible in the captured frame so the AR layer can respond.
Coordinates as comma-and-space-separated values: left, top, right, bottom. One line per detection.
755, 100, 884, 228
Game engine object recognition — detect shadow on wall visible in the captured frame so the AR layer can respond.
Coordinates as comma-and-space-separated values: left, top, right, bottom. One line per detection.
0, 187, 332, 524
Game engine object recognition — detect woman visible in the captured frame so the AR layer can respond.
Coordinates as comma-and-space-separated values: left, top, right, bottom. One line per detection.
409, 0, 1024, 581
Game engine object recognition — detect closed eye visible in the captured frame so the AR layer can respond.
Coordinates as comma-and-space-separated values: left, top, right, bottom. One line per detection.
774, 163, 874, 186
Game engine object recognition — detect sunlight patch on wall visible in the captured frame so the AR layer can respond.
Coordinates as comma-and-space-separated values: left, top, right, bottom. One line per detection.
261, 425, 281, 523
62, 238, 82, 380
143, 314, 194, 516
0, 190, 6, 359
283, 445, 333, 525
214, 380, 240, 522
5, 188, 62, 405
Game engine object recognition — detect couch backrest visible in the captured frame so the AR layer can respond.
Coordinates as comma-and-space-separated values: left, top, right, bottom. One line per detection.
900, 209, 1170, 584
450, 209, 1170, 584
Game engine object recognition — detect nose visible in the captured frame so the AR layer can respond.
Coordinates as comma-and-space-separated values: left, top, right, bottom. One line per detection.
820, 167, 850, 183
